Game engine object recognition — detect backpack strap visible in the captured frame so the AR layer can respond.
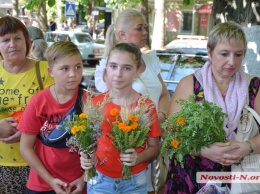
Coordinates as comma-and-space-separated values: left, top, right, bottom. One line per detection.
35, 61, 44, 90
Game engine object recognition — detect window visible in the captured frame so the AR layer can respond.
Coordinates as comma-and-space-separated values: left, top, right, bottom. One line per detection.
181, 12, 192, 33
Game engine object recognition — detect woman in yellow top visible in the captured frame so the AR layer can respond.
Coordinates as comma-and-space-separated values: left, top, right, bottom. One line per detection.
0, 16, 54, 194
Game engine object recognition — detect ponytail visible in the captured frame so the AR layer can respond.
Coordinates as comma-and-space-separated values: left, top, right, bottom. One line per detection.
103, 24, 117, 58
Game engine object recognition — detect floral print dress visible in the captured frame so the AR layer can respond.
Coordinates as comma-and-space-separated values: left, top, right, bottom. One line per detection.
164, 75, 260, 194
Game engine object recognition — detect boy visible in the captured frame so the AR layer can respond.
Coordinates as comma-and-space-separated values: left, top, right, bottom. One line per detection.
18, 41, 87, 194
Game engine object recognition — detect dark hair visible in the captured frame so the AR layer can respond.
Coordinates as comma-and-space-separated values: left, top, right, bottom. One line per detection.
45, 41, 81, 68
0, 16, 31, 56
107, 43, 142, 69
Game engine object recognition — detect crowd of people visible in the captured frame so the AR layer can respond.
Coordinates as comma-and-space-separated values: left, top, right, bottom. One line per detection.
0, 8, 260, 194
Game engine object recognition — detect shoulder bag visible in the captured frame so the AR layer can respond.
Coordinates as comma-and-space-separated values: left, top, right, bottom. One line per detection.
38, 88, 83, 148
231, 74, 260, 193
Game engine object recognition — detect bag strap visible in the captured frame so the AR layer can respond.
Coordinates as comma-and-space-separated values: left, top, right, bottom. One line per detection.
35, 61, 44, 90
244, 105, 260, 124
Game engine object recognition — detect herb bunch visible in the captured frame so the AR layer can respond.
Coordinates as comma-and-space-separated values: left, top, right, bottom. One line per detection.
161, 95, 227, 168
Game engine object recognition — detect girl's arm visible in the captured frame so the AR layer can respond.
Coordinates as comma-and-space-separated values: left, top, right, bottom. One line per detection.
20, 133, 68, 193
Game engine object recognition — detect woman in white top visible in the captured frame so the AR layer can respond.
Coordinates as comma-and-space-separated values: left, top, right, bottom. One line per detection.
94, 9, 170, 193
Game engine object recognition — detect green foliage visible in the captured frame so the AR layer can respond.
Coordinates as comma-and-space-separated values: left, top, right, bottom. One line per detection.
161, 95, 227, 168
106, 0, 144, 8
24, 0, 55, 10
182, 0, 194, 6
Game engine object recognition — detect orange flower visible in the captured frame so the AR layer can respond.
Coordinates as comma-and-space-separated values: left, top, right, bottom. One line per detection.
128, 115, 134, 121
79, 113, 86, 118
171, 139, 180, 148
130, 122, 138, 130
71, 126, 80, 135
176, 116, 186, 125
110, 108, 119, 117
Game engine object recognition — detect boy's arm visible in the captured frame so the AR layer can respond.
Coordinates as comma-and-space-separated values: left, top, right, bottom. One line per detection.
20, 133, 68, 193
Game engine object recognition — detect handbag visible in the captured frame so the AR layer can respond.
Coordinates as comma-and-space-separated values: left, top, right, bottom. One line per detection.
38, 88, 83, 148
151, 141, 169, 192
231, 75, 260, 194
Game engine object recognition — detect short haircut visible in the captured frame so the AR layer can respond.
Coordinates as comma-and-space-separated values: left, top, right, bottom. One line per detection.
45, 41, 81, 68
207, 21, 247, 54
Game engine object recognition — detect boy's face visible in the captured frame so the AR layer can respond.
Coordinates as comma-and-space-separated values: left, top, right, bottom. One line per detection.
106, 51, 139, 90
49, 54, 83, 90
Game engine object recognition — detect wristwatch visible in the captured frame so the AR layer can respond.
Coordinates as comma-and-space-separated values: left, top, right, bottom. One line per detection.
245, 140, 254, 154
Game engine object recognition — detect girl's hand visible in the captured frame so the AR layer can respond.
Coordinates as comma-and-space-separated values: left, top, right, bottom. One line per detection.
80, 152, 96, 170
120, 148, 138, 166
200, 142, 242, 166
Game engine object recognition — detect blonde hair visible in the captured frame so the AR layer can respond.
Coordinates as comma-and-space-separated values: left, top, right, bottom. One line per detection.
107, 43, 142, 69
207, 21, 247, 54
103, 9, 146, 58
45, 41, 81, 68
30, 39, 48, 61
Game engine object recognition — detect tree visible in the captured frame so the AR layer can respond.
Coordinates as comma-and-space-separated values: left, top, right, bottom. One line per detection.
212, 0, 260, 76
151, 0, 165, 50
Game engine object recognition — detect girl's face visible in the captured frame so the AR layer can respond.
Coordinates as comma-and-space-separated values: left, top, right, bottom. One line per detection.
106, 51, 139, 90
209, 38, 245, 79
121, 17, 148, 48
0, 31, 27, 62
49, 54, 83, 91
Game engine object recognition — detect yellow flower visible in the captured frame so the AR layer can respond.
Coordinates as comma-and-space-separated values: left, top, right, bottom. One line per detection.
197, 92, 204, 98
176, 116, 186, 125
110, 108, 119, 117
71, 126, 80, 135
79, 113, 87, 118
171, 139, 180, 149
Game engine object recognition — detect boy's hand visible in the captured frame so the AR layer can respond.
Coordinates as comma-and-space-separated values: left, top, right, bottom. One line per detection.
68, 175, 85, 194
50, 178, 69, 194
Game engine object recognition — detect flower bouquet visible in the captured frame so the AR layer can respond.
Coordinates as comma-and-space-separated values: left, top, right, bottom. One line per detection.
161, 95, 227, 168
107, 96, 155, 179
60, 92, 108, 181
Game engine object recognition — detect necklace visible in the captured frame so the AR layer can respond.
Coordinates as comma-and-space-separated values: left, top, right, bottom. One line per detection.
2, 58, 28, 74
53, 85, 60, 104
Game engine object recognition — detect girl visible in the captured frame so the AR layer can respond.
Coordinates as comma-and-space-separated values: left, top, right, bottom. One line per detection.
81, 43, 161, 194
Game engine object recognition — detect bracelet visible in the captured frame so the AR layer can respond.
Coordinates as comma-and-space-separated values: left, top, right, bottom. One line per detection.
245, 140, 254, 155
158, 111, 167, 119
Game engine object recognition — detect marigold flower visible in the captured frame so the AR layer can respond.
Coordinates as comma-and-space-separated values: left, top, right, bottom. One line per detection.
110, 108, 119, 117
79, 113, 87, 118
118, 122, 127, 130
71, 126, 80, 135
128, 115, 134, 121
171, 139, 180, 148
176, 116, 186, 125
133, 116, 139, 122
131, 122, 138, 130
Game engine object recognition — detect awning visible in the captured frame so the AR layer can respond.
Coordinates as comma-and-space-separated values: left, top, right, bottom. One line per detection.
198, 4, 212, 14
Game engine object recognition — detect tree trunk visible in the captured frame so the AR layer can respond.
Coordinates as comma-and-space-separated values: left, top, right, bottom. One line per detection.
212, 0, 260, 76
140, 0, 150, 48
151, 0, 165, 50
12, 0, 19, 17
243, 25, 260, 76
37, 0, 48, 32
